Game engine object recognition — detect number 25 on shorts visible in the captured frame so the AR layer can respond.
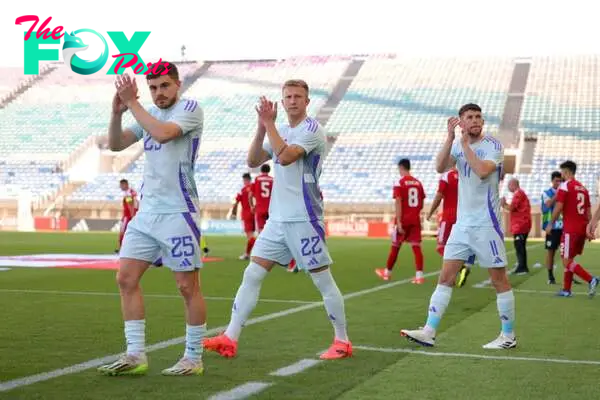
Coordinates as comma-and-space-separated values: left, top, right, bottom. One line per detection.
301, 235, 322, 256
170, 235, 195, 258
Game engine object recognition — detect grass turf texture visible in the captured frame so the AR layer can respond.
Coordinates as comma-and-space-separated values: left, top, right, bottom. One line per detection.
0, 231, 599, 400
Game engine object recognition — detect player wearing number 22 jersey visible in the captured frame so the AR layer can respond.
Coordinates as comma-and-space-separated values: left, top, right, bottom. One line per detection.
376, 158, 426, 284
204, 79, 351, 360
548, 160, 599, 297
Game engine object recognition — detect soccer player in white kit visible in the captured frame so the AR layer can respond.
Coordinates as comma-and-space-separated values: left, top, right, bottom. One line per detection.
98, 63, 207, 376
401, 104, 517, 349
203, 80, 352, 360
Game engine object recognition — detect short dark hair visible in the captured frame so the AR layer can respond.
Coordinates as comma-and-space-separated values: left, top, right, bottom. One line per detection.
242, 173, 251, 180
560, 160, 577, 175
398, 158, 411, 170
551, 171, 562, 181
283, 79, 309, 95
458, 103, 482, 117
260, 164, 271, 173
146, 61, 179, 81
120, 179, 128, 184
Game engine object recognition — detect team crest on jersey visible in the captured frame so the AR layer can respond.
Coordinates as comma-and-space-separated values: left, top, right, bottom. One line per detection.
475, 149, 486, 158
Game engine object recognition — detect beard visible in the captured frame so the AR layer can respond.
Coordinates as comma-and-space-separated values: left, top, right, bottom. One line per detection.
155, 96, 177, 109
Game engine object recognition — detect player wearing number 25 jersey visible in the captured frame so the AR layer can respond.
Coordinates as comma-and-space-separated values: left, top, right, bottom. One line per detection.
375, 159, 426, 284
99, 63, 206, 377
252, 164, 274, 232
548, 160, 599, 297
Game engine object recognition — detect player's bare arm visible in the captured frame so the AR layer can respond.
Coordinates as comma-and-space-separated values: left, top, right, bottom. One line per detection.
108, 92, 139, 151
587, 204, 600, 238
460, 135, 497, 179
116, 75, 181, 144
395, 197, 404, 234
248, 122, 270, 167
544, 193, 557, 208
256, 97, 305, 166
435, 117, 459, 173
427, 192, 443, 220
546, 201, 564, 235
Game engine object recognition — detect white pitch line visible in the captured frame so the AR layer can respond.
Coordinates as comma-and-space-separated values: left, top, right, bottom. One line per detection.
0, 288, 315, 305
269, 359, 322, 377
0, 270, 441, 393
473, 287, 589, 296
354, 345, 600, 366
472, 244, 544, 288
207, 382, 273, 400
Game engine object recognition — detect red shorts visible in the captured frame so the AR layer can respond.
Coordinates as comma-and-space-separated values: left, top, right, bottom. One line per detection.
255, 211, 269, 231
243, 216, 256, 233
560, 232, 586, 259
436, 220, 455, 249
392, 224, 421, 246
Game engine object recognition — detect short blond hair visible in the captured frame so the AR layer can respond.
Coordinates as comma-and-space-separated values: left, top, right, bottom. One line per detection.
282, 79, 309, 94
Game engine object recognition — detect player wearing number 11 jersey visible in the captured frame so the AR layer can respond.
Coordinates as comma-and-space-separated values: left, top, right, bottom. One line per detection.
546, 160, 599, 297
376, 158, 426, 283
204, 80, 351, 360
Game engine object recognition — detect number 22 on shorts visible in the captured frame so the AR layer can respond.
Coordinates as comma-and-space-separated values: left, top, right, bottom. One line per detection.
301, 235, 322, 256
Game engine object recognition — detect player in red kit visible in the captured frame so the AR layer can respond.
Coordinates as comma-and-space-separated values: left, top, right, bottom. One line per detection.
231, 173, 256, 260
252, 164, 273, 233
375, 159, 426, 284
426, 166, 474, 287
546, 160, 599, 297
117, 179, 138, 253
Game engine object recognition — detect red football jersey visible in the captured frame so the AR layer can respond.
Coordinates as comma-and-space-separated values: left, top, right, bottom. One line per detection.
236, 183, 254, 219
122, 189, 138, 219
393, 175, 426, 226
253, 173, 274, 213
438, 169, 458, 223
556, 179, 590, 235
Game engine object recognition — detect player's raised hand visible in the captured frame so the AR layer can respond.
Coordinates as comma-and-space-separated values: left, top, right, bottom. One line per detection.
255, 96, 277, 125
112, 91, 127, 115
115, 74, 139, 106
447, 117, 460, 140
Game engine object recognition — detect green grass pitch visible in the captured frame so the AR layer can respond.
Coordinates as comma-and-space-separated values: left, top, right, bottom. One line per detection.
0, 231, 599, 400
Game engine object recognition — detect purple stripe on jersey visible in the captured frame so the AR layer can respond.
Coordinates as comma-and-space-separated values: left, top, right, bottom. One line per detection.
487, 186, 504, 240
191, 137, 199, 164
467, 254, 476, 264
184, 100, 191, 111
302, 153, 324, 240
179, 164, 197, 213
189, 100, 198, 112
306, 118, 318, 133
139, 182, 144, 200
182, 212, 201, 244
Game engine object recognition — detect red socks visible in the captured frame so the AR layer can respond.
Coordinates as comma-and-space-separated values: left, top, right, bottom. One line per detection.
386, 246, 400, 270
386, 245, 424, 272
246, 237, 256, 255
570, 262, 593, 283
412, 245, 424, 272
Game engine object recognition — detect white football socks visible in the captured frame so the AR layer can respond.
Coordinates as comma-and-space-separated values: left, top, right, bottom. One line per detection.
224, 262, 268, 341
124, 319, 145, 356
424, 284, 452, 335
310, 268, 349, 342
184, 323, 206, 362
